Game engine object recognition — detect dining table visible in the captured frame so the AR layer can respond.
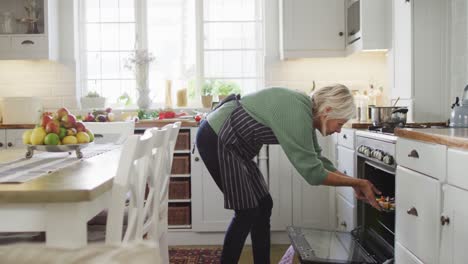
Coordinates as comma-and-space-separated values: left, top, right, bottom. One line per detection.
0, 144, 121, 248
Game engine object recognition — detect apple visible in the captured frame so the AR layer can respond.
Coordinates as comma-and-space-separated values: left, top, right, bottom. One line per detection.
85, 129, 95, 142
66, 128, 77, 136
57, 107, 70, 119
41, 115, 53, 128
105, 107, 112, 113
61, 114, 77, 128
45, 120, 60, 134
96, 114, 107, 122
84, 113, 95, 122
75, 121, 86, 132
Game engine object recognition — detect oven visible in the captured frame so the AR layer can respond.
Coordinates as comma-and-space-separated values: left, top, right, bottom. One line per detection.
287, 130, 396, 264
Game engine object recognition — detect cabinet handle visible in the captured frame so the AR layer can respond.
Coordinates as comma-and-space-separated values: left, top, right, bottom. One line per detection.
407, 207, 418, 217
343, 134, 347, 139
94, 134, 104, 138
194, 157, 200, 162
440, 216, 450, 226
21, 40, 35, 45
338, 32, 344, 37
343, 170, 347, 175
408, 150, 419, 158
7, 142, 13, 147
340, 221, 347, 228
405, 0, 410, 2
0, 143, 3, 147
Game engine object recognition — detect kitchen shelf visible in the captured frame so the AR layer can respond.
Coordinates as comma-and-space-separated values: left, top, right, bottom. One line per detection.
168, 225, 192, 229
169, 199, 191, 203
174, 150, 191, 154
171, 174, 190, 178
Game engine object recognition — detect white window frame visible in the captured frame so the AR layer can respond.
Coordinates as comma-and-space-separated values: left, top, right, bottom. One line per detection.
77, 0, 265, 108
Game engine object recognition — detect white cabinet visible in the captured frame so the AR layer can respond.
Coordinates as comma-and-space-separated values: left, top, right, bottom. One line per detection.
0, 129, 28, 150
395, 242, 424, 264
190, 128, 233, 232
334, 128, 356, 231
396, 166, 441, 264
345, 0, 389, 55
439, 184, 468, 264
391, 0, 448, 122
279, 0, 345, 59
0, 0, 58, 60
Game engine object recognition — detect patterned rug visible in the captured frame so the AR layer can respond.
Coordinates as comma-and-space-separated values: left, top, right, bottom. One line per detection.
169, 247, 222, 264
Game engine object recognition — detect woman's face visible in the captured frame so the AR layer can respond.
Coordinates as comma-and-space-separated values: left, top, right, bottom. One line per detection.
323, 118, 348, 135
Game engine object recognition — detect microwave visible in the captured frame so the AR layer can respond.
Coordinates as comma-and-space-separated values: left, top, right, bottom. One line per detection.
347, 0, 361, 45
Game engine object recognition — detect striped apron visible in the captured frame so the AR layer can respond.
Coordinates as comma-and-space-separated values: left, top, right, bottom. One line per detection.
216, 94, 279, 210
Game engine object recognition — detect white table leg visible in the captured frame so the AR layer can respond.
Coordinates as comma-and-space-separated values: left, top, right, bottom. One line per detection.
45, 203, 87, 248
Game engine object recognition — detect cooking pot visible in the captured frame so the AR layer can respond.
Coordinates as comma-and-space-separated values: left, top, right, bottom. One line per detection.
449, 85, 468, 128
370, 106, 409, 127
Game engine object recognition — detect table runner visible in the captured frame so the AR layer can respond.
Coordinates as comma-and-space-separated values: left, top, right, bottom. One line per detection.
0, 144, 120, 183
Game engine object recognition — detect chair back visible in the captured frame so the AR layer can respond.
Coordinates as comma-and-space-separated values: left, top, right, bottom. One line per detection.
105, 128, 168, 245
85, 121, 135, 144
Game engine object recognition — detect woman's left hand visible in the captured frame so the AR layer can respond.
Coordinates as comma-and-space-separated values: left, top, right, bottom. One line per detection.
353, 179, 382, 210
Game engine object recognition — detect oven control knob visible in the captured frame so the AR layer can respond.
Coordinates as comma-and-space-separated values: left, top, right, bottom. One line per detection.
363, 148, 372, 157
383, 155, 394, 165
373, 150, 384, 161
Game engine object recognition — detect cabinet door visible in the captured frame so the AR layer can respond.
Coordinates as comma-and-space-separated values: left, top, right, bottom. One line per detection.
5, 129, 27, 149
336, 146, 355, 204
0, 129, 6, 150
336, 193, 355, 232
292, 169, 332, 229
395, 242, 424, 264
396, 166, 441, 264
439, 185, 468, 264
190, 128, 233, 232
268, 145, 293, 231
392, 0, 413, 99
280, 0, 345, 58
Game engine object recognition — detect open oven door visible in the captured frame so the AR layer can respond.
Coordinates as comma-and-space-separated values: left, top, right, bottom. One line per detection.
287, 226, 379, 264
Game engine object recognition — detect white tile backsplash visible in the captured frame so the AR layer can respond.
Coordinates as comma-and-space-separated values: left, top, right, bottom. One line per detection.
0, 60, 77, 110
265, 52, 389, 104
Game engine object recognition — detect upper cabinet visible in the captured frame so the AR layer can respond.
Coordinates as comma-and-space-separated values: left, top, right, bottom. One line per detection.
279, 0, 346, 59
0, 0, 58, 60
345, 0, 389, 55
392, 0, 448, 122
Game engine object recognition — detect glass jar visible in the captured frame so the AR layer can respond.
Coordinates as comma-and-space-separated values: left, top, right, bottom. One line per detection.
0, 12, 14, 34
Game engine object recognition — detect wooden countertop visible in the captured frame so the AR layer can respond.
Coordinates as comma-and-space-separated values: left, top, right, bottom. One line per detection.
0, 148, 120, 203
395, 128, 468, 150
135, 119, 199, 128
0, 124, 35, 129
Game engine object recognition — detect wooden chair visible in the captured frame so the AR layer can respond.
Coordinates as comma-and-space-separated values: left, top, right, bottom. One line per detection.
142, 122, 181, 264
105, 127, 169, 245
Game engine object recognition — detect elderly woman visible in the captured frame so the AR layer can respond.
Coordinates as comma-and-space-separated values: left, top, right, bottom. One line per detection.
196, 85, 381, 264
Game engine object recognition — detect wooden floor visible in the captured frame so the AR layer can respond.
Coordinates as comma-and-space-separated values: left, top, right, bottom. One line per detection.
171, 244, 301, 263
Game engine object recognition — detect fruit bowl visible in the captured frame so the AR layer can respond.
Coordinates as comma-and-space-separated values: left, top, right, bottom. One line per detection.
25, 142, 93, 159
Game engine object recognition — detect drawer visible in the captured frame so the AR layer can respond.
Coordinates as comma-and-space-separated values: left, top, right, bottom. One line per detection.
175, 131, 190, 150
337, 146, 355, 204
11, 36, 47, 52
337, 128, 355, 149
396, 138, 446, 180
336, 193, 355, 232
447, 148, 468, 191
396, 166, 441, 264
0, 36, 11, 51
395, 242, 424, 264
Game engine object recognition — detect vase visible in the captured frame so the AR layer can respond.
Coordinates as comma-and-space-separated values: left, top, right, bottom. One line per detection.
137, 89, 152, 109
201, 95, 213, 108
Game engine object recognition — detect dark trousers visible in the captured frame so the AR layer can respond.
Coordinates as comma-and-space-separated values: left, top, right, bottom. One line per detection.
196, 120, 273, 264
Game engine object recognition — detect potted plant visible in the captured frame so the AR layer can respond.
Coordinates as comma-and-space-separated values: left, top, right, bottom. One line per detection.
81, 91, 106, 109
201, 80, 216, 108
215, 81, 241, 101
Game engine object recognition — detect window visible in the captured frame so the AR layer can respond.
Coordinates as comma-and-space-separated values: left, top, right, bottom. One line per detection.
79, 0, 264, 108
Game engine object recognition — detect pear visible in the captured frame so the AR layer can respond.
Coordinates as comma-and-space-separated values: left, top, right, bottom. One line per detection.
30, 127, 47, 145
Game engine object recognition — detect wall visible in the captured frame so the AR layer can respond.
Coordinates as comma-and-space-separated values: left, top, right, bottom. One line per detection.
450, 0, 468, 102
0, 61, 78, 109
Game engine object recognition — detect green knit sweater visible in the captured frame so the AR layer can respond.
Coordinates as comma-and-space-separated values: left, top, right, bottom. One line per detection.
206, 87, 336, 185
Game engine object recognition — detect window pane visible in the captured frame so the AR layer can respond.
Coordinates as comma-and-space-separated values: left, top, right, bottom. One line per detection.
204, 22, 262, 49
101, 80, 121, 103
119, 24, 135, 50
119, 0, 135, 22
204, 0, 262, 21
100, 0, 119, 22
87, 80, 102, 94
87, 52, 101, 79
86, 24, 101, 51
121, 80, 137, 102
204, 50, 260, 78
101, 24, 119, 51
120, 52, 134, 78
101, 52, 121, 79
85, 0, 100, 23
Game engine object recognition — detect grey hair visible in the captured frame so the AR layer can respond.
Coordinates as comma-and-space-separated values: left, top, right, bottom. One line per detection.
311, 84, 356, 120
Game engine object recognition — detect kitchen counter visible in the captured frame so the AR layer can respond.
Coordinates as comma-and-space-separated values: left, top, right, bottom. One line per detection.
135, 119, 199, 128
0, 124, 35, 129
395, 128, 468, 150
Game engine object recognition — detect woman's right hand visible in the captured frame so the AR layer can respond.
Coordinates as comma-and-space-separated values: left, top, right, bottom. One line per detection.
353, 179, 382, 210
